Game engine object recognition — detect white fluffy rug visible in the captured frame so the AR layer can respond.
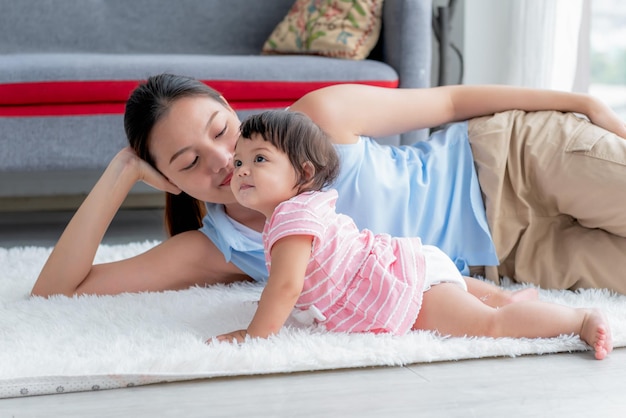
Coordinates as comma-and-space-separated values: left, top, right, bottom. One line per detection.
1, 241, 625, 399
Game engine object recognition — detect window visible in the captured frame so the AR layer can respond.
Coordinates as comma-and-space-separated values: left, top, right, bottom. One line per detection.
590, 0, 626, 119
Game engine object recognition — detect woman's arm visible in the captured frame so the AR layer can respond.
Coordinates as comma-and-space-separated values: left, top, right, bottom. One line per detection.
215, 235, 311, 343
69, 230, 249, 295
31, 148, 247, 297
291, 84, 626, 144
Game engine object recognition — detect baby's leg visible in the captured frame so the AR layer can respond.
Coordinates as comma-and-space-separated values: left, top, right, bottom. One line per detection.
413, 283, 612, 360
464, 276, 538, 308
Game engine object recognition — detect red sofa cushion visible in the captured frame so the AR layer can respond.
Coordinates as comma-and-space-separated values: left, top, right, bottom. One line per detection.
0, 79, 398, 117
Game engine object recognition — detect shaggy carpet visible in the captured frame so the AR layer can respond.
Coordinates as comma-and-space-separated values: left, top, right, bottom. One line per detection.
1, 241, 624, 399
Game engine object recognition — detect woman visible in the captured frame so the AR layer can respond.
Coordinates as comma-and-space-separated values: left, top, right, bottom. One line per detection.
31, 73, 626, 297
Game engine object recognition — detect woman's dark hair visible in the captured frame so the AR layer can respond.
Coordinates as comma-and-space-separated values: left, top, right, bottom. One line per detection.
240, 110, 340, 193
124, 73, 227, 237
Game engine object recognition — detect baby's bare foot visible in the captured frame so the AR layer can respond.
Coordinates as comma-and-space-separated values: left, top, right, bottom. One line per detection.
580, 309, 613, 360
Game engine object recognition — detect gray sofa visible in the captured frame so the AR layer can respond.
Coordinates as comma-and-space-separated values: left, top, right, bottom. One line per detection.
0, 0, 432, 200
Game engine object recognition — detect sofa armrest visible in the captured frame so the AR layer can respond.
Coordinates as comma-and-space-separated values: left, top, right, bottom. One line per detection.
382, 0, 433, 144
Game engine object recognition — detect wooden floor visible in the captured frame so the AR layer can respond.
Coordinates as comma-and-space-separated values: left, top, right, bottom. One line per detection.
1, 209, 625, 417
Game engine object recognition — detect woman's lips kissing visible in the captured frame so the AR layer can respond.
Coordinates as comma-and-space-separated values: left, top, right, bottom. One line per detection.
220, 172, 233, 187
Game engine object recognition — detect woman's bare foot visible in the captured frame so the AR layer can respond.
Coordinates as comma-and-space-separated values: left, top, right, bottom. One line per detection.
580, 309, 613, 360
508, 287, 539, 304
480, 287, 539, 308
465, 277, 540, 308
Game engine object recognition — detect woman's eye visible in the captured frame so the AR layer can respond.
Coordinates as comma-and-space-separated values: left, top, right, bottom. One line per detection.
183, 156, 198, 170
215, 125, 227, 138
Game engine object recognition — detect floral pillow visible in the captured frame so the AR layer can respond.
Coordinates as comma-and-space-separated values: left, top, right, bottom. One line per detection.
262, 0, 384, 60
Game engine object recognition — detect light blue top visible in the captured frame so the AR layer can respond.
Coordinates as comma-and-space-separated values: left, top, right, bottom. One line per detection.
199, 121, 498, 282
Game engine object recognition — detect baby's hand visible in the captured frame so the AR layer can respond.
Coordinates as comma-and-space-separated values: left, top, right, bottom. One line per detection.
209, 329, 248, 344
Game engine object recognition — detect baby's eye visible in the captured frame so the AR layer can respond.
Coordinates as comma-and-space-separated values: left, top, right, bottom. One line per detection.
254, 155, 266, 163
234, 159, 242, 167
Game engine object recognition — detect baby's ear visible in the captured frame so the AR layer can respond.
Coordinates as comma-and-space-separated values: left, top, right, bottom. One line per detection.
302, 161, 316, 181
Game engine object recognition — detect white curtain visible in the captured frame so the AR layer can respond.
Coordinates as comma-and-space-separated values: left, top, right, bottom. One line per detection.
506, 0, 584, 91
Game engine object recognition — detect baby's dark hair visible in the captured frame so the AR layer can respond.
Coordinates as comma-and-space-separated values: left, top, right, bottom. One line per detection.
239, 110, 340, 193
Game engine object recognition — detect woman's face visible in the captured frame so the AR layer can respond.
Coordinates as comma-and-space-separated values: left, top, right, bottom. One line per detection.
149, 96, 241, 204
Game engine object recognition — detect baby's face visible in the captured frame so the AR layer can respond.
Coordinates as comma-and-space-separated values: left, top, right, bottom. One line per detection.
231, 134, 299, 218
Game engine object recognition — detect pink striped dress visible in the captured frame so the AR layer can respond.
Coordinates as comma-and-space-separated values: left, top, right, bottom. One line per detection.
263, 190, 426, 336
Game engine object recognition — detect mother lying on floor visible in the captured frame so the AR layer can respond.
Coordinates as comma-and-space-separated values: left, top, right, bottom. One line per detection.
32, 73, 626, 297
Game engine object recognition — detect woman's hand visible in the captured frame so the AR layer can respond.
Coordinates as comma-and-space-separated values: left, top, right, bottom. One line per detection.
115, 147, 181, 195
585, 98, 626, 139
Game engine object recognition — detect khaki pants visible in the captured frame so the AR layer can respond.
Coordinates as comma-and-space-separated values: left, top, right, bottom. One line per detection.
468, 110, 626, 294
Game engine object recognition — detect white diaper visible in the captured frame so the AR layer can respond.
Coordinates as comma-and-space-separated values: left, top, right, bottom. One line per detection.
422, 245, 468, 291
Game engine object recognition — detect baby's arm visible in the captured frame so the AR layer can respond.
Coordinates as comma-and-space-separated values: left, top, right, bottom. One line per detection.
214, 235, 312, 343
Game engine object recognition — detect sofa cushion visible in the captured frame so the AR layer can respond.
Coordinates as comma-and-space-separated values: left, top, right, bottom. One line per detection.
0, 0, 296, 55
262, 0, 383, 60
0, 54, 398, 116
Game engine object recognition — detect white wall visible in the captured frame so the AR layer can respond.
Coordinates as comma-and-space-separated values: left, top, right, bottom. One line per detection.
461, 0, 590, 90
463, 0, 514, 85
